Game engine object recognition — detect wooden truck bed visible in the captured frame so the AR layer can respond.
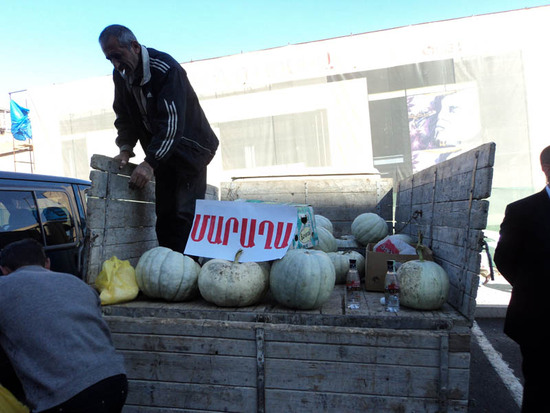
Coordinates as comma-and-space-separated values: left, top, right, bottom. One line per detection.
87, 143, 495, 412
104, 286, 470, 413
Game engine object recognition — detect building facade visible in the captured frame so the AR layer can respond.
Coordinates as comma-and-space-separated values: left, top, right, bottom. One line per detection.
10, 6, 550, 232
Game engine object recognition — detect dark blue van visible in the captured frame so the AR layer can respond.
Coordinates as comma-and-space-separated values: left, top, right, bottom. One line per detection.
0, 171, 90, 279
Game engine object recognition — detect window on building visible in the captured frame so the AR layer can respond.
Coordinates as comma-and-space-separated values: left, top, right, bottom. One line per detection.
216, 109, 330, 171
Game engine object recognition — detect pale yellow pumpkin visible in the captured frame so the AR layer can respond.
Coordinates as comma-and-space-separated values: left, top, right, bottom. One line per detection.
198, 250, 270, 307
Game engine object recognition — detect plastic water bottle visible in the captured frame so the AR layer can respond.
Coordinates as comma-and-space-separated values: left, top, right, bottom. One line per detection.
346, 259, 361, 310
384, 260, 400, 313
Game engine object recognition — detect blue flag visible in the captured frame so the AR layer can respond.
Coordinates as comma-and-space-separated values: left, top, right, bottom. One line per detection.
10, 99, 33, 141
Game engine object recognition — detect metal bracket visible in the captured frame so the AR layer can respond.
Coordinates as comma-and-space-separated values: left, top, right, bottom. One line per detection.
256, 327, 265, 413
439, 334, 449, 411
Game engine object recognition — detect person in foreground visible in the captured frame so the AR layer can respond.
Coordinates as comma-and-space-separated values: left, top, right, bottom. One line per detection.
99, 24, 219, 253
494, 145, 550, 412
0, 239, 128, 413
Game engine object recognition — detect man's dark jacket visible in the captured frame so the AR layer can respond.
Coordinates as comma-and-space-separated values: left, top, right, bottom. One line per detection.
111, 46, 218, 173
494, 189, 550, 344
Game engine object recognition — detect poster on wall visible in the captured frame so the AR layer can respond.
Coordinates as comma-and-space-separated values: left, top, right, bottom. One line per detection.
407, 88, 481, 173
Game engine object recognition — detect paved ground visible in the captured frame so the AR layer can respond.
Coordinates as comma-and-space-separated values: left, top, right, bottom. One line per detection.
470, 273, 523, 412
474, 271, 511, 318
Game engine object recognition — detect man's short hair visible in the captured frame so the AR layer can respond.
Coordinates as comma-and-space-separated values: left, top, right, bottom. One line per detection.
0, 239, 47, 271
98, 24, 138, 48
541, 145, 550, 166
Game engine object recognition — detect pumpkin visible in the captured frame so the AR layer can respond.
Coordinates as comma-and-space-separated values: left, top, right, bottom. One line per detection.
315, 214, 334, 234
397, 249, 449, 310
351, 212, 388, 246
327, 250, 366, 284
335, 235, 359, 249
314, 226, 338, 253
198, 250, 270, 307
270, 249, 335, 309
135, 246, 200, 301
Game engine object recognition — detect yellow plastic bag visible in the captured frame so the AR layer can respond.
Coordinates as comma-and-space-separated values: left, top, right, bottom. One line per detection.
0, 385, 29, 413
95, 256, 139, 305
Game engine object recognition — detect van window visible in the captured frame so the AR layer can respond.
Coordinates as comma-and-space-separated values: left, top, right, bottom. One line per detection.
36, 191, 76, 245
0, 191, 42, 247
0, 190, 77, 248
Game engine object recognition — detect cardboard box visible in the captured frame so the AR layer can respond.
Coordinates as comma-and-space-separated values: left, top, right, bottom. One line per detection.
364, 243, 433, 292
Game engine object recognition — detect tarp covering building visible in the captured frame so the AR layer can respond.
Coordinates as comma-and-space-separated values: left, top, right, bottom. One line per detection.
9, 100, 32, 141
19, 6, 550, 232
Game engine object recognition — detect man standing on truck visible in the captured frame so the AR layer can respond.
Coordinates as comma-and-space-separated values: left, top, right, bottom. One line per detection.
0, 239, 128, 412
99, 24, 219, 253
494, 145, 550, 412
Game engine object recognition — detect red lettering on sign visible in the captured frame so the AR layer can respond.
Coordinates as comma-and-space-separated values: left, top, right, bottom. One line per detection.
274, 222, 293, 249
190, 214, 212, 241
223, 217, 239, 245
259, 220, 274, 249
240, 218, 257, 248
191, 214, 293, 250
207, 216, 224, 244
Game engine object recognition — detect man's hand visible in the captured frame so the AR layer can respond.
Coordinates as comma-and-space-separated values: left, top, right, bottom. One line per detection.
129, 161, 154, 190
114, 151, 131, 169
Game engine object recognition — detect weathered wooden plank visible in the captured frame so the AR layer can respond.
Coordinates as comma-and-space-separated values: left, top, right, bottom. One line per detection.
264, 359, 469, 399
102, 171, 156, 203
125, 380, 256, 412
307, 193, 391, 209
430, 243, 480, 274
88, 170, 108, 198
395, 144, 494, 320
105, 198, 156, 227
90, 226, 157, 247
265, 389, 468, 413
397, 200, 489, 230
90, 154, 141, 178
103, 301, 467, 344
99, 240, 159, 262
122, 407, 194, 413
404, 169, 492, 207
111, 331, 468, 369
435, 167, 493, 202
122, 351, 257, 387
122, 407, 199, 413
265, 341, 469, 369
90, 154, 217, 201
222, 177, 391, 197
312, 205, 387, 222
431, 226, 484, 248
220, 178, 392, 236
86, 197, 107, 229
105, 316, 258, 341
112, 333, 256, 357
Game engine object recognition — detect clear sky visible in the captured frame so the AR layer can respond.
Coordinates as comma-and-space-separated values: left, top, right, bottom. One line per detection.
1, 0, 549, 107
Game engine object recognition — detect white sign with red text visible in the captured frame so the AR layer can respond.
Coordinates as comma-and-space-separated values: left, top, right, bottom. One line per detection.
184, 200, 297, 262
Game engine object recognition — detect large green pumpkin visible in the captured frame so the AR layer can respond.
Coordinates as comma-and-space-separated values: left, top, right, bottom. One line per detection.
198, 251, 270, 307
398, 260, 450, 310
314, 226, 338, 253
351, 212, 388, 246
315, 214, 334, 234
327, 250, 365, 284
135, 246, 201, 301
270, 249, 335, 310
